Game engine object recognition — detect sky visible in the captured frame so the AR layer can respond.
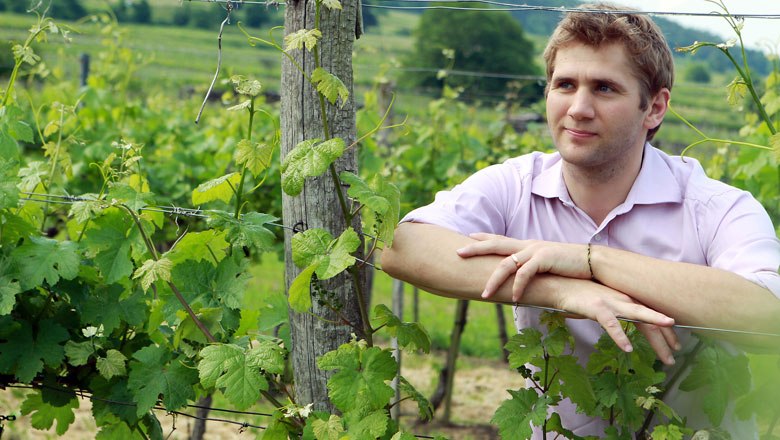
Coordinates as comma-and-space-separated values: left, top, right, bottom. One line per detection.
615, 0, 780, 54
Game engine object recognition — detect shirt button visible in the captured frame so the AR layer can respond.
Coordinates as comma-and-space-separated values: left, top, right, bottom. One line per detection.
593, 234, 603, 241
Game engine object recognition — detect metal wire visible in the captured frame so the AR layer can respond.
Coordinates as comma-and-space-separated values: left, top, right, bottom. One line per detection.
514, 304, 780, 338
182, 0, 780, 20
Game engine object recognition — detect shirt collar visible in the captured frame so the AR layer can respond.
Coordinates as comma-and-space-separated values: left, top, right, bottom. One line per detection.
531, 143, 682, 206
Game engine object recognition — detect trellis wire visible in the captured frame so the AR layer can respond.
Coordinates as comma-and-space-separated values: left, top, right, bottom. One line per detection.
17, 191, 780, 338
2, 383, 439, 439
19, 191, 380, 268
184, 0, 780, 20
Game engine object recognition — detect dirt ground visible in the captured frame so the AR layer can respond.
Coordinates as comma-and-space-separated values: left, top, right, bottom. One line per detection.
0, 354, 518, 440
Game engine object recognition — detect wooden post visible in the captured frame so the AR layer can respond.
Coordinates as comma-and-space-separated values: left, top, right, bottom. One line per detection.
280, 0, 365, 412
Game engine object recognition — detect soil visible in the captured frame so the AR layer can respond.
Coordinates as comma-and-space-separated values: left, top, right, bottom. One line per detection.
0, 354, 518, 440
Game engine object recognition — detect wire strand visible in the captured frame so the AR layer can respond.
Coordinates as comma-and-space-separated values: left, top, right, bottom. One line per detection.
182, 0, 780, 20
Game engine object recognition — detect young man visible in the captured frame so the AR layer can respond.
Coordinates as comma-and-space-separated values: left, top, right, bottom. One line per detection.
381, 3, 780, 437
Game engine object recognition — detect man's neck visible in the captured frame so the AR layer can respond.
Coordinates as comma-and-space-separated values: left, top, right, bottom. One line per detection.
562, 151, 644, 226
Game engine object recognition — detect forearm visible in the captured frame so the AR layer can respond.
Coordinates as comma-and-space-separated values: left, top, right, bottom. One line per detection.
381, 222, 568, 306
590, 245, 780, 350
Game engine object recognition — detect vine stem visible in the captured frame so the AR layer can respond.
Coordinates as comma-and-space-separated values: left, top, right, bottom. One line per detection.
311, 0, 374, 342
2, 19, 52, 107
40, 104, 68, 232
117, 203, 216, 343
233, 98, 255, 219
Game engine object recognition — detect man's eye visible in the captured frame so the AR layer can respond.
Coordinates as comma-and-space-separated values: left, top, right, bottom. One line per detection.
597, 84, 613, 92
557, 81, 574, 89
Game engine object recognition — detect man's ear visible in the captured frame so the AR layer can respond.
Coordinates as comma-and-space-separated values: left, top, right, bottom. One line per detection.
644, 88, 670, 131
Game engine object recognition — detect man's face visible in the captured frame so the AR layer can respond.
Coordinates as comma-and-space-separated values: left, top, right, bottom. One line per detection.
546, 43, 663, 176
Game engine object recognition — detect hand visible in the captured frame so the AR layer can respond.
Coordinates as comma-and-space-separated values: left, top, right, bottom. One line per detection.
457, 233, 591, 302
636, 323, 681, 366
556, 281, 679, 363
456, 233, 679, 363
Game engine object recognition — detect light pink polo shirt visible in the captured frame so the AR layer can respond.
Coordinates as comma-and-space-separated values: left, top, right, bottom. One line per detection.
402, 144, 780, 438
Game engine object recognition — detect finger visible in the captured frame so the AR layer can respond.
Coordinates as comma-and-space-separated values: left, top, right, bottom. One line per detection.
596, 312, 633, 353
481, 257, 519, 299
511, 259, 537, 303
616, 303, 675, 328
637, 323, 675, 365
469, 232, 502, 241
660, 326, 681, 351
457, 239, 519, 257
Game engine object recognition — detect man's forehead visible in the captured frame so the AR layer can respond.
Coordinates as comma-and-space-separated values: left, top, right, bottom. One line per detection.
550, 43, 636, 80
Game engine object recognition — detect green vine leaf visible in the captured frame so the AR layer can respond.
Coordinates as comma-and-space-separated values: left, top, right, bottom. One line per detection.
198, 341, 285, 409
75, 284, 147, 334
0, 157, 20, 209
318, 342, 397, 413
679, 343, 751, 426
67, 194, 102, 224
372, 304, 431, 353
192, 172, 241, 205
291, 227, 359, 279
281, 138, 345, 196
505, 328, 544, 369
207, 210, 278, 251
235, 139, 274, 177
284, 28, 321, 52
312, 414, 345, 440
20, 391, 78, 436
231, 75, 263, 97
13, 43, 41, 65
398, 376, 434, 421
127, 345, 199, 416
551, 355, 596, 412
11, 236, 80, 290
174, 307, 225, 347
343, 409, 388, 439
82, 209, 134, 284
167, 229, 229, 266
311, 67, 349, 107
0, 273, 21, 315
133, 257, 173, 292
17, 160, 47, 191
107, 182, 155, 212
0, 319, 69, 382
340, 171, 400, 246
96, 349, 127, 380
726, 76, 748, 106
491, 388, 551, 440
288, 263, 316, 312
64, 340, 97, 367
650, 424, 686, 440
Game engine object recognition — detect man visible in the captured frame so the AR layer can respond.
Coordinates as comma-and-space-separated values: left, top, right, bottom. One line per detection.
381, 3, 780, 437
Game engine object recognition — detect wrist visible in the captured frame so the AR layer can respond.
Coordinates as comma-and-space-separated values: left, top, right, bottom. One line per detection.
587, 243, 597, 281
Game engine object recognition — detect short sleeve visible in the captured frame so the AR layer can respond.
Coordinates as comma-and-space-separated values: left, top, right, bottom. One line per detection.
401, 162, 521, 237
700, 189, 780, 298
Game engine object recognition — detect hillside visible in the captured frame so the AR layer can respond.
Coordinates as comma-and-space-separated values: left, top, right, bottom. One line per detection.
0, 3, 755, 152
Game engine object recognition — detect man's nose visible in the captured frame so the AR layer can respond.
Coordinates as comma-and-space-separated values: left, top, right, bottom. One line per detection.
567, 89, 595, 120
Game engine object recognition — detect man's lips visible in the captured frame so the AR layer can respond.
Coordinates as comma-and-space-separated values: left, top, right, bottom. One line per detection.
564, 127, 597, 138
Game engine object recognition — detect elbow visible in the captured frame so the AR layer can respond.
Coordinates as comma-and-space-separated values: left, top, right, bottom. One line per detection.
379, 245, 404, 280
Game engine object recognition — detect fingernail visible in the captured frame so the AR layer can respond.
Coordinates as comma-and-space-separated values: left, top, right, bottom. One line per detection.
667, 356, 676, 365
624, 344, 633, 353
481, 290, 488, 298
674, 343, 682, 351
